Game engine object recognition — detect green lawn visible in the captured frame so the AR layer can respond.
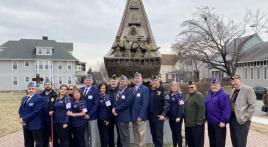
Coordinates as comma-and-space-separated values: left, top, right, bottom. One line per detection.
0, 93, 23, 137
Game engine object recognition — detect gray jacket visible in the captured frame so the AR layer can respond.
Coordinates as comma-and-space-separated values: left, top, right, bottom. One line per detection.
231, 84, 256, 125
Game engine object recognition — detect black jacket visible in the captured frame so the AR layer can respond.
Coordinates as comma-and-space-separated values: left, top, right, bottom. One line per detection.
149, 86, 170, 119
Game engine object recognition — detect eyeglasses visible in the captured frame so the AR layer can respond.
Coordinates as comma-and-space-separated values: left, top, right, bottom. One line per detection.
187, 87, 194, 89
231, 75, 241, 80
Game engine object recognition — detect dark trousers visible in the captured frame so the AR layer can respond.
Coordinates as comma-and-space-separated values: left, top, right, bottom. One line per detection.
23, 127, 44, 147
169, 119, 183, 147
98, 120, 110, 147
43, 121, 59, 147
55, 123, 70, 147
72, 125, 86, 147
230, 113, 251, 147
117, 122, 130, 147
207, 124, 226, 147
108, 118, 122, 147
149, 118, 164, 147
185, 125, 204, 147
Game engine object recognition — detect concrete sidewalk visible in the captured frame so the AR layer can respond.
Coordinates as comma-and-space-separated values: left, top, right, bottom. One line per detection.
1, 125, 268, 147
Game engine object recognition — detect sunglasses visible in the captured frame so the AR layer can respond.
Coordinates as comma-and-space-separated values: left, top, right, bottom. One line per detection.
187, 87, 194, 89
69, 89, 74, 90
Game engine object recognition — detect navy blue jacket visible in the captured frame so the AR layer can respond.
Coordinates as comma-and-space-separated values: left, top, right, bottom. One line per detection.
80, 86, 99, 120
167, 92, 184, 121
70, 99, 88, 127
39, 90, 58, 122
53, 96, 72, 124
19, 94, 44, 130
114, 87, 134, 123
97, 93, 112, 121
131, 84, 150, 121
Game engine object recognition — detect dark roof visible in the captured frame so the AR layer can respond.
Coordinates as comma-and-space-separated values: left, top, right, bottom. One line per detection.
239, 41, 268, 62
0, 38, 77, 61
161, 54, 178, 65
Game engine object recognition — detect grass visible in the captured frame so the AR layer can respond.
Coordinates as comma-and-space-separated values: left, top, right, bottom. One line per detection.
0, 92, 24, 137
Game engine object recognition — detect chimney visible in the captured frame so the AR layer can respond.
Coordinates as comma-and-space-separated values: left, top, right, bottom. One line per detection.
42, 36, 48, 40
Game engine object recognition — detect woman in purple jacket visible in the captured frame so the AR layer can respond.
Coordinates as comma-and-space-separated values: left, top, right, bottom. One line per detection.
205, 79, 231, 147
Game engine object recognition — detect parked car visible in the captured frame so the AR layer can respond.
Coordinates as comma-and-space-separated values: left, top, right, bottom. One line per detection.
253, 86, 267, 100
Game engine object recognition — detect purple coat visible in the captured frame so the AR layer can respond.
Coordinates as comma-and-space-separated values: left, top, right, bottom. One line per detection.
205, 88, 231, 125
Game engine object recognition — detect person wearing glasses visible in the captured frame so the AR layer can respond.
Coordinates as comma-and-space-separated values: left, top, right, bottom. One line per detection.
68, 85, 76, 99
230, 75, 256, 147
148, 75, 170, 147
184, 81, 205, 147
19, 82, 44, 147
67, 88, 88, 147
205, 79, 231, 147
112, 75, 134, 147
167, 81, 184, 147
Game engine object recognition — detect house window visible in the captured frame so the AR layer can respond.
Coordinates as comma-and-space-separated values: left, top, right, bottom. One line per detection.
45, 61, 49, 70
67, 63, 72, 70
12, 61, 18, 70
58, 65, 63, 70
264, 67, 267, 79
38, 61, 43, 70
24, 61, 30, 67
12, 76, 18, 86
36, 47, 52, 55
58, 76, 63, 85
257, 68, 260, 79
251, 68, 254, 79
25, 77, 30, 82
67, 76, 72, 84
244, 68, 247, 79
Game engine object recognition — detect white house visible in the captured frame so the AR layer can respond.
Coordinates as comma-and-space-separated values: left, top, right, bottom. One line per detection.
0, 36, 86, 91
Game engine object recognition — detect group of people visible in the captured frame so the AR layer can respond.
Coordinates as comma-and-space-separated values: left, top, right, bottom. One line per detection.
18, 72, 256, 147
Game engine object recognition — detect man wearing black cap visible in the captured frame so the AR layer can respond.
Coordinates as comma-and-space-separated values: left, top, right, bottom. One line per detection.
131, 72, 149, 147
39, 78, 58, 147
107, 74, 122, 147
184, 81, 205, 147
19, 82, 45, 147
148, 75, 170, 147
229, 75, 256, 147
112, 75, 134, 147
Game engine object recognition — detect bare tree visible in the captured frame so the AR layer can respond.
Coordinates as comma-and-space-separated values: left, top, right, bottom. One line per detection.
173, 7, 267, 77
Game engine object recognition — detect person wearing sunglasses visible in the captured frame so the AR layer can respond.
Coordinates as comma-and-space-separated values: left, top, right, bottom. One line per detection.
205, 79, 231, 147
148, 75, 170, 147
184, 81, 205, 147
229, 75, 256, 147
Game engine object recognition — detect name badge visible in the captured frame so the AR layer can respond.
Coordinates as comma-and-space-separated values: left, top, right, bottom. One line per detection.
172, 98, 175, 101
179, 100, 184, 105
88, 95, 93, 99
105, 101, 112, 107
121, 95, 126, 99
66, 102, 71, 109
59, 101, 64, 104
28, 103, 34, 107
137, 93, 141, 97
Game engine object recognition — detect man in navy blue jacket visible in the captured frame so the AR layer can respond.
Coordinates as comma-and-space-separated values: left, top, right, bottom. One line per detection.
19, 82, 44, 147
39, 78, 58, 147
112, 75, 134, 147
80, 74, 100, 147
131, 72, 149, 147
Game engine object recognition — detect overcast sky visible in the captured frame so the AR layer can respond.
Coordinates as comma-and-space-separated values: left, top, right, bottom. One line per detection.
0, 0, 268, 70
